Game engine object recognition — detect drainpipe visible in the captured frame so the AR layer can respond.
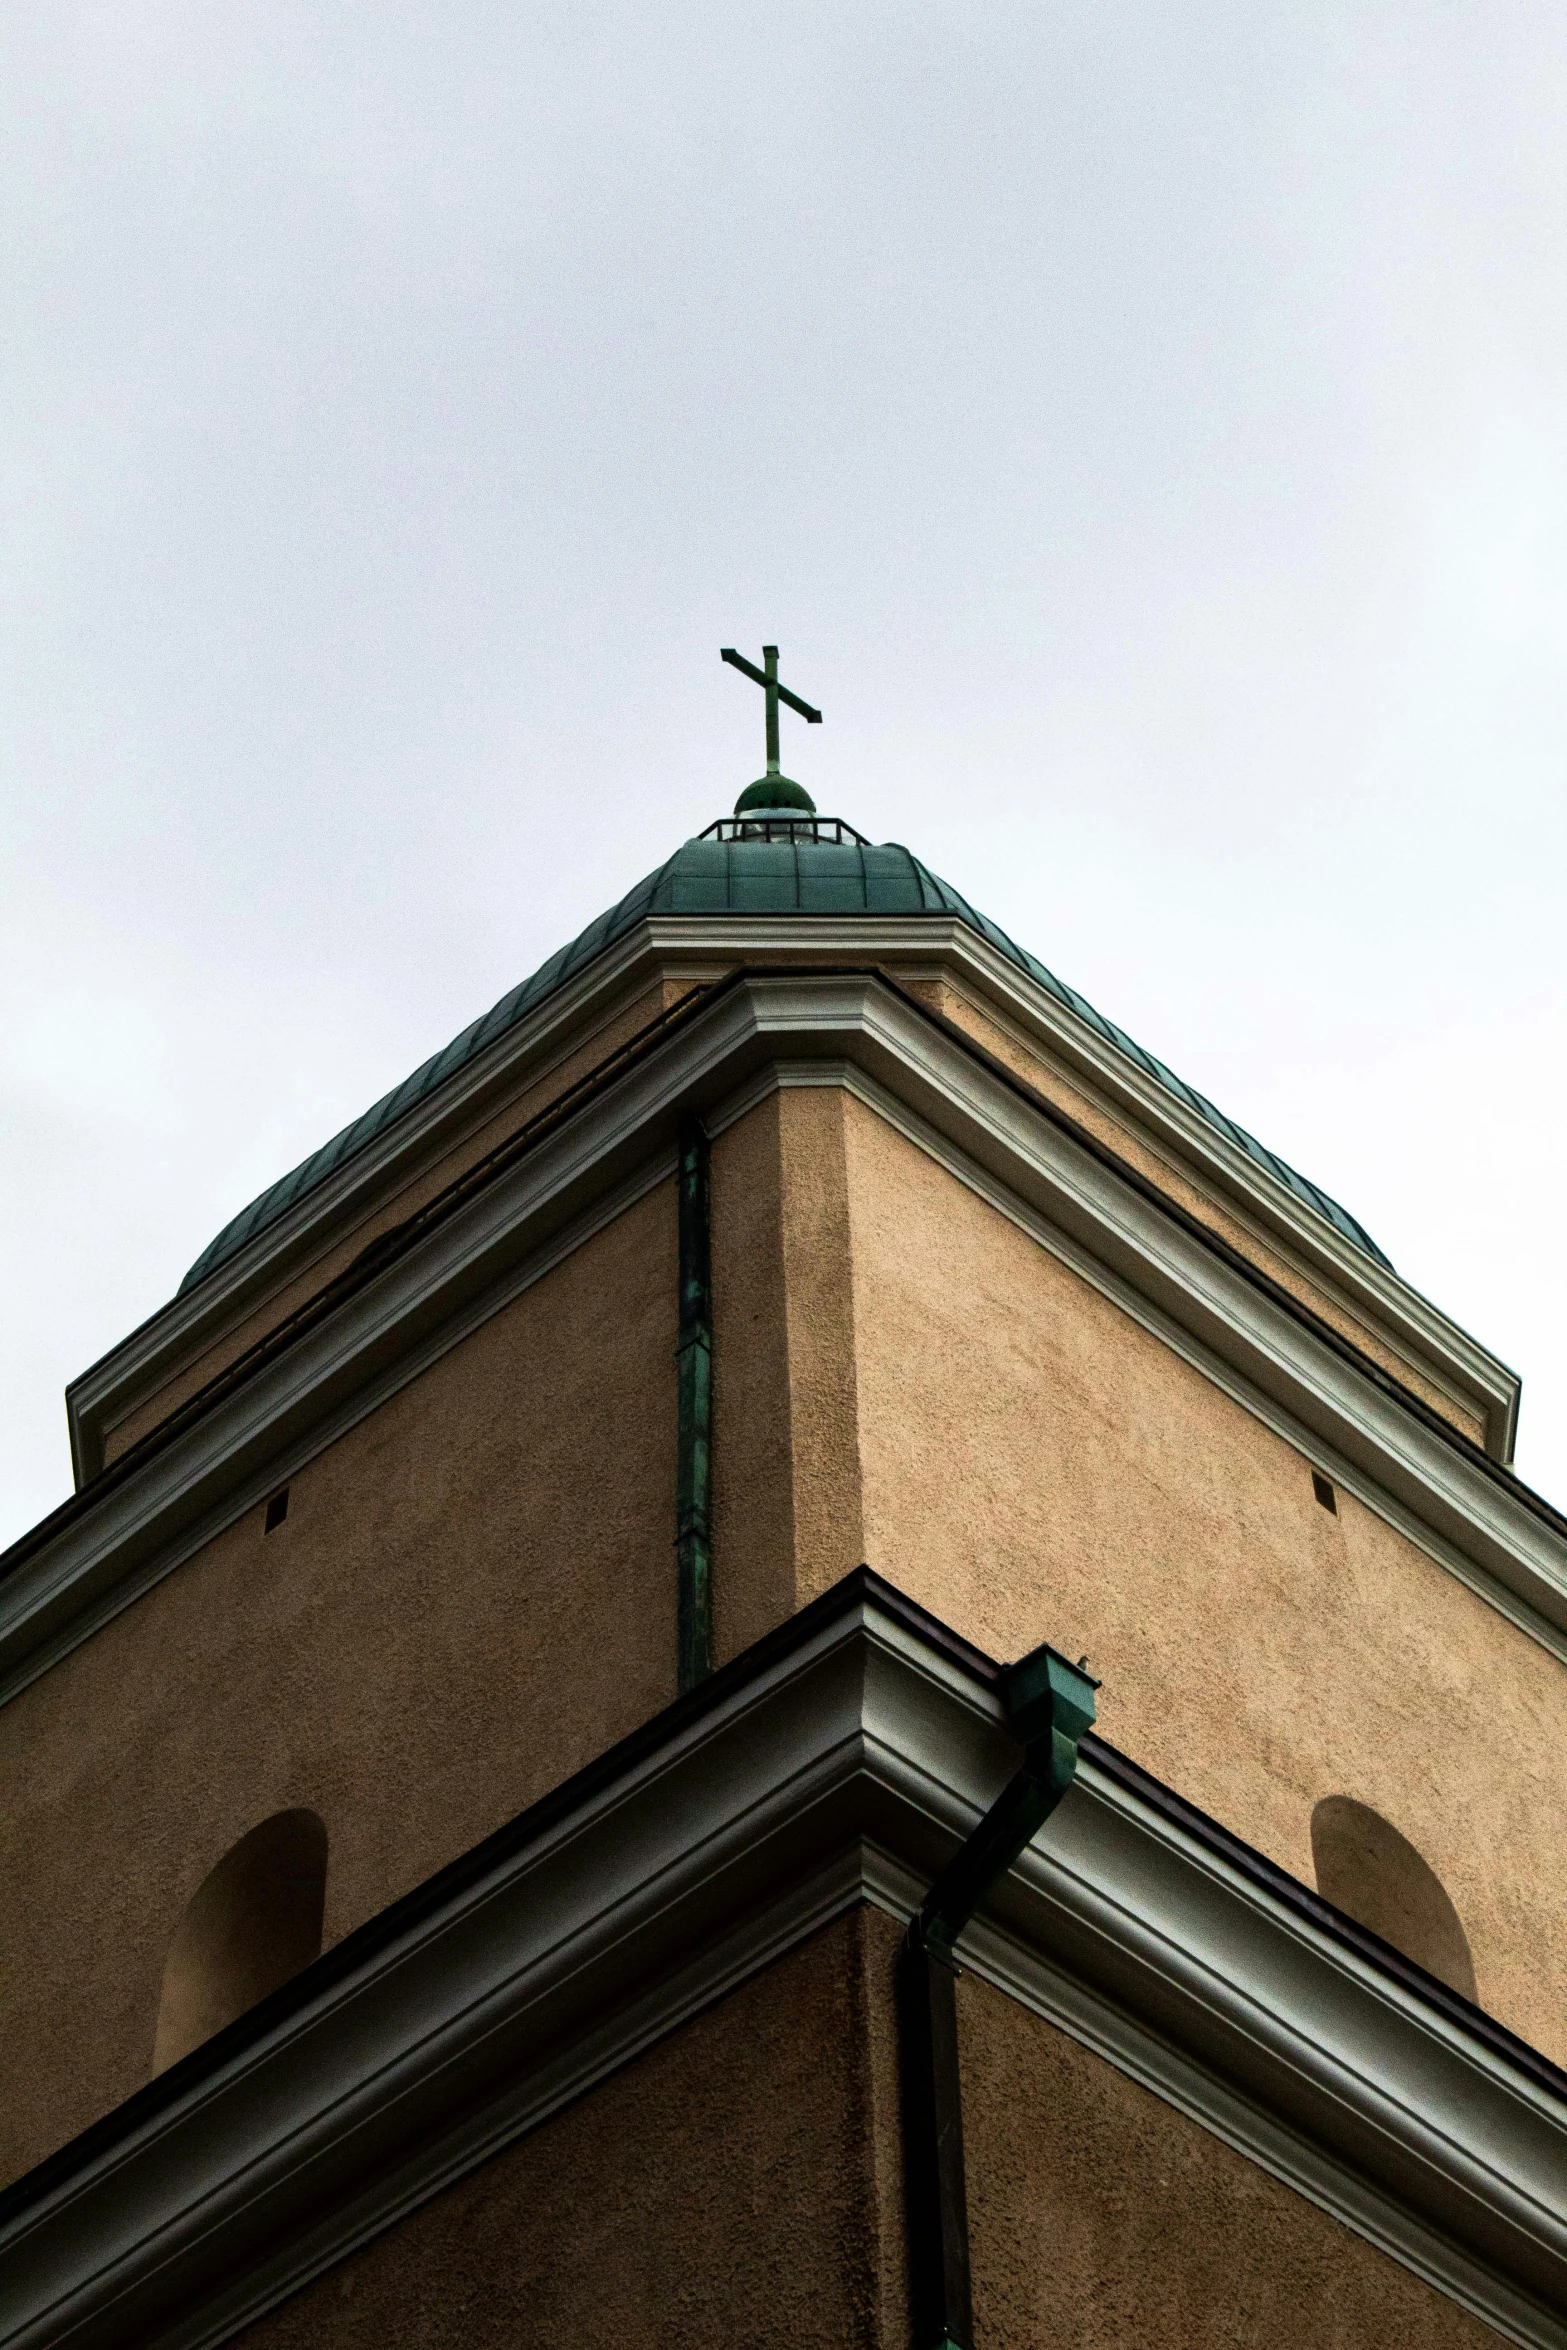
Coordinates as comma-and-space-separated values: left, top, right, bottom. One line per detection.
675, 1114, 714, 1692
900, 1639, 1099, 2350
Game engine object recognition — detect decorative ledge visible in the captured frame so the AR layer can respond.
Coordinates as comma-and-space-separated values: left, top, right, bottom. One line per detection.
0, 1573, 1563, 2350
6, 972, 1566, 1715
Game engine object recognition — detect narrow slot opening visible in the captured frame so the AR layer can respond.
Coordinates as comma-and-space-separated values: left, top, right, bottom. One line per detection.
1311, 1470, 1337, 1514
264, 1488, 290, 1533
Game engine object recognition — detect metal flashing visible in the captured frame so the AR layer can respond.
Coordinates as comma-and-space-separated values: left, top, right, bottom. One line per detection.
674, 1112, 714, 1690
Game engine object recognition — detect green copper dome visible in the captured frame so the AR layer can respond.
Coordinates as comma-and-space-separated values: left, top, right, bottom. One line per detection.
179, 813, 1390, 1293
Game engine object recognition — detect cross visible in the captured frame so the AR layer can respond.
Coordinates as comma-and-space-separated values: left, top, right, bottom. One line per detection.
720, 643, 821, 782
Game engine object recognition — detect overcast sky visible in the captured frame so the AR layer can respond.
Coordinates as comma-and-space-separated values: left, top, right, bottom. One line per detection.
2, 4, 1565, 1544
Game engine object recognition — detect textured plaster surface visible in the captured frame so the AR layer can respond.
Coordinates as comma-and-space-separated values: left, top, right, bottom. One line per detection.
958, 1965, 1504, 2346
709, 1090, 796, 1661
710, 1085, 865, 1662
100, 973, 684, 1467
919, 974, 1491, 1446
0, 1186, 677, 2185
230, 1909, 907, 2350
836, 1094, 1567, 2063
773, 1085, 866, 1599
231, 1907, 1500, 2350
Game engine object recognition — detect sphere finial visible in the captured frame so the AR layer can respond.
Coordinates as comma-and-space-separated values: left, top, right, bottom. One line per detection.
734, 775, 816, 815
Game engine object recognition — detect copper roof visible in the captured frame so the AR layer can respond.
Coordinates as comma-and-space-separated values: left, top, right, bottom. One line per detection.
179, 819, 1387, 1294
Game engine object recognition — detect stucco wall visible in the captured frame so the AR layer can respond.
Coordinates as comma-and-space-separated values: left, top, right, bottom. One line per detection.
708, 1085, 796, 1659
835, 1093, 1567, 2064
710, 1084, 866, 1663
0, 1183, 677, 2186
229, 1908, 906, 2350
957, 1959, 1504, 2347
228, 1908, 1500, 2350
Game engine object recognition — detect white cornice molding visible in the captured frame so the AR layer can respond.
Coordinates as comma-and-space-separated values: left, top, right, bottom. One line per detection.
66, 912, 1518, 1485
714, 1051, 1567, 1669
6, 972, 1567, 1710
930, 938, 1519, 1458
0, 1582, 1561, 2350
640, 915, 1519, 1461
0, 1156, 677, 1712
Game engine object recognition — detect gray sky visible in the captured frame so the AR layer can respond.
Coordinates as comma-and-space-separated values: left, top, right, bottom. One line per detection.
3, 3, 1565, 1544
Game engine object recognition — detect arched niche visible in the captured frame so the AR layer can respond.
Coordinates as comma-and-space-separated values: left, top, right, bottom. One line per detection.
1310, 1796, 1476, 2002
153, 1809, 328, 2074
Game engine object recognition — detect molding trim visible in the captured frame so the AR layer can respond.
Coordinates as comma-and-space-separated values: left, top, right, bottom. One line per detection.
639, 915, 1520, 1460
5, 972, 1567, 1709
66, 914, 1518, 1480
0, 1153, 676, 1711
715, 1054, 1567, 1670
0, 1576, 1562, 2350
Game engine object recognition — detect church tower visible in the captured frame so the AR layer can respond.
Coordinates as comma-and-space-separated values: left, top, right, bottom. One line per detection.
3, 655, 1566, 2349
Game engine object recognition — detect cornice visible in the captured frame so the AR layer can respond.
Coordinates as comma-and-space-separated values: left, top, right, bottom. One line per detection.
5, 970, 1567, 1710
638, 915, 1520, 1462
66, 910, 1518, 1488
0, 1576, 1561, 2350
715, 1049, 1567, 1670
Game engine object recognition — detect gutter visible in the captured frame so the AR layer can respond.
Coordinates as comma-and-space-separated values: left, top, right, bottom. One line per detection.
900, 1639, 1099, 2350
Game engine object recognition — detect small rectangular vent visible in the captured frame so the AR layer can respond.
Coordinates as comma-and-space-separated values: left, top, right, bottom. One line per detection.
264, 1488, 290, 1533
1311, 1470, 1337, 1514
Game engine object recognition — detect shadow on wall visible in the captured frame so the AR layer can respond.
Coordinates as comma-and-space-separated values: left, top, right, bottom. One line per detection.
152, 1810, 329, 2075
1311, 1797, 1477, 2003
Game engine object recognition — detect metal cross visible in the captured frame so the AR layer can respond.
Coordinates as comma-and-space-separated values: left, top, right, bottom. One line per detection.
720, 643, 821, 781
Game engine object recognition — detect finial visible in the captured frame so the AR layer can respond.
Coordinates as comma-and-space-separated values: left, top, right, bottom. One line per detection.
735, 774, 815, 815
720, 643, 821, 812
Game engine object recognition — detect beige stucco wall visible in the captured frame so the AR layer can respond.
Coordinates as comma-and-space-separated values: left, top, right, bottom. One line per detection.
0, 1183, 677, 2187
710, 1085, 866, 1670
956, 1954, 1504, 2346
708, 1088, 796, 1659
227, 1908, 1501, 2350
832, 1093, 1567, 2064
10, 1022, 1559, 2208
702, 1083, 1566, 2064
231, 1909, 907, 2350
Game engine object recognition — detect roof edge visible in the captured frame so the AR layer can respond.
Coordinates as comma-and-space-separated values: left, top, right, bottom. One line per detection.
2, 1568, 1561, 2348
174, 830, 1390, 1306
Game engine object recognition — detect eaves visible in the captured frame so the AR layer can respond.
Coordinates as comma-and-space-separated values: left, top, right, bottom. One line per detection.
4, 969, 1567, 1712
64, 912, 1519, 1487
0, 1573, 1561, 2350
639, 914, 1519, 1461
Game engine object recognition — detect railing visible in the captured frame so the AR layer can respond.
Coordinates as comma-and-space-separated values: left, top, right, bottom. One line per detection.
699, 814, 870, 846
